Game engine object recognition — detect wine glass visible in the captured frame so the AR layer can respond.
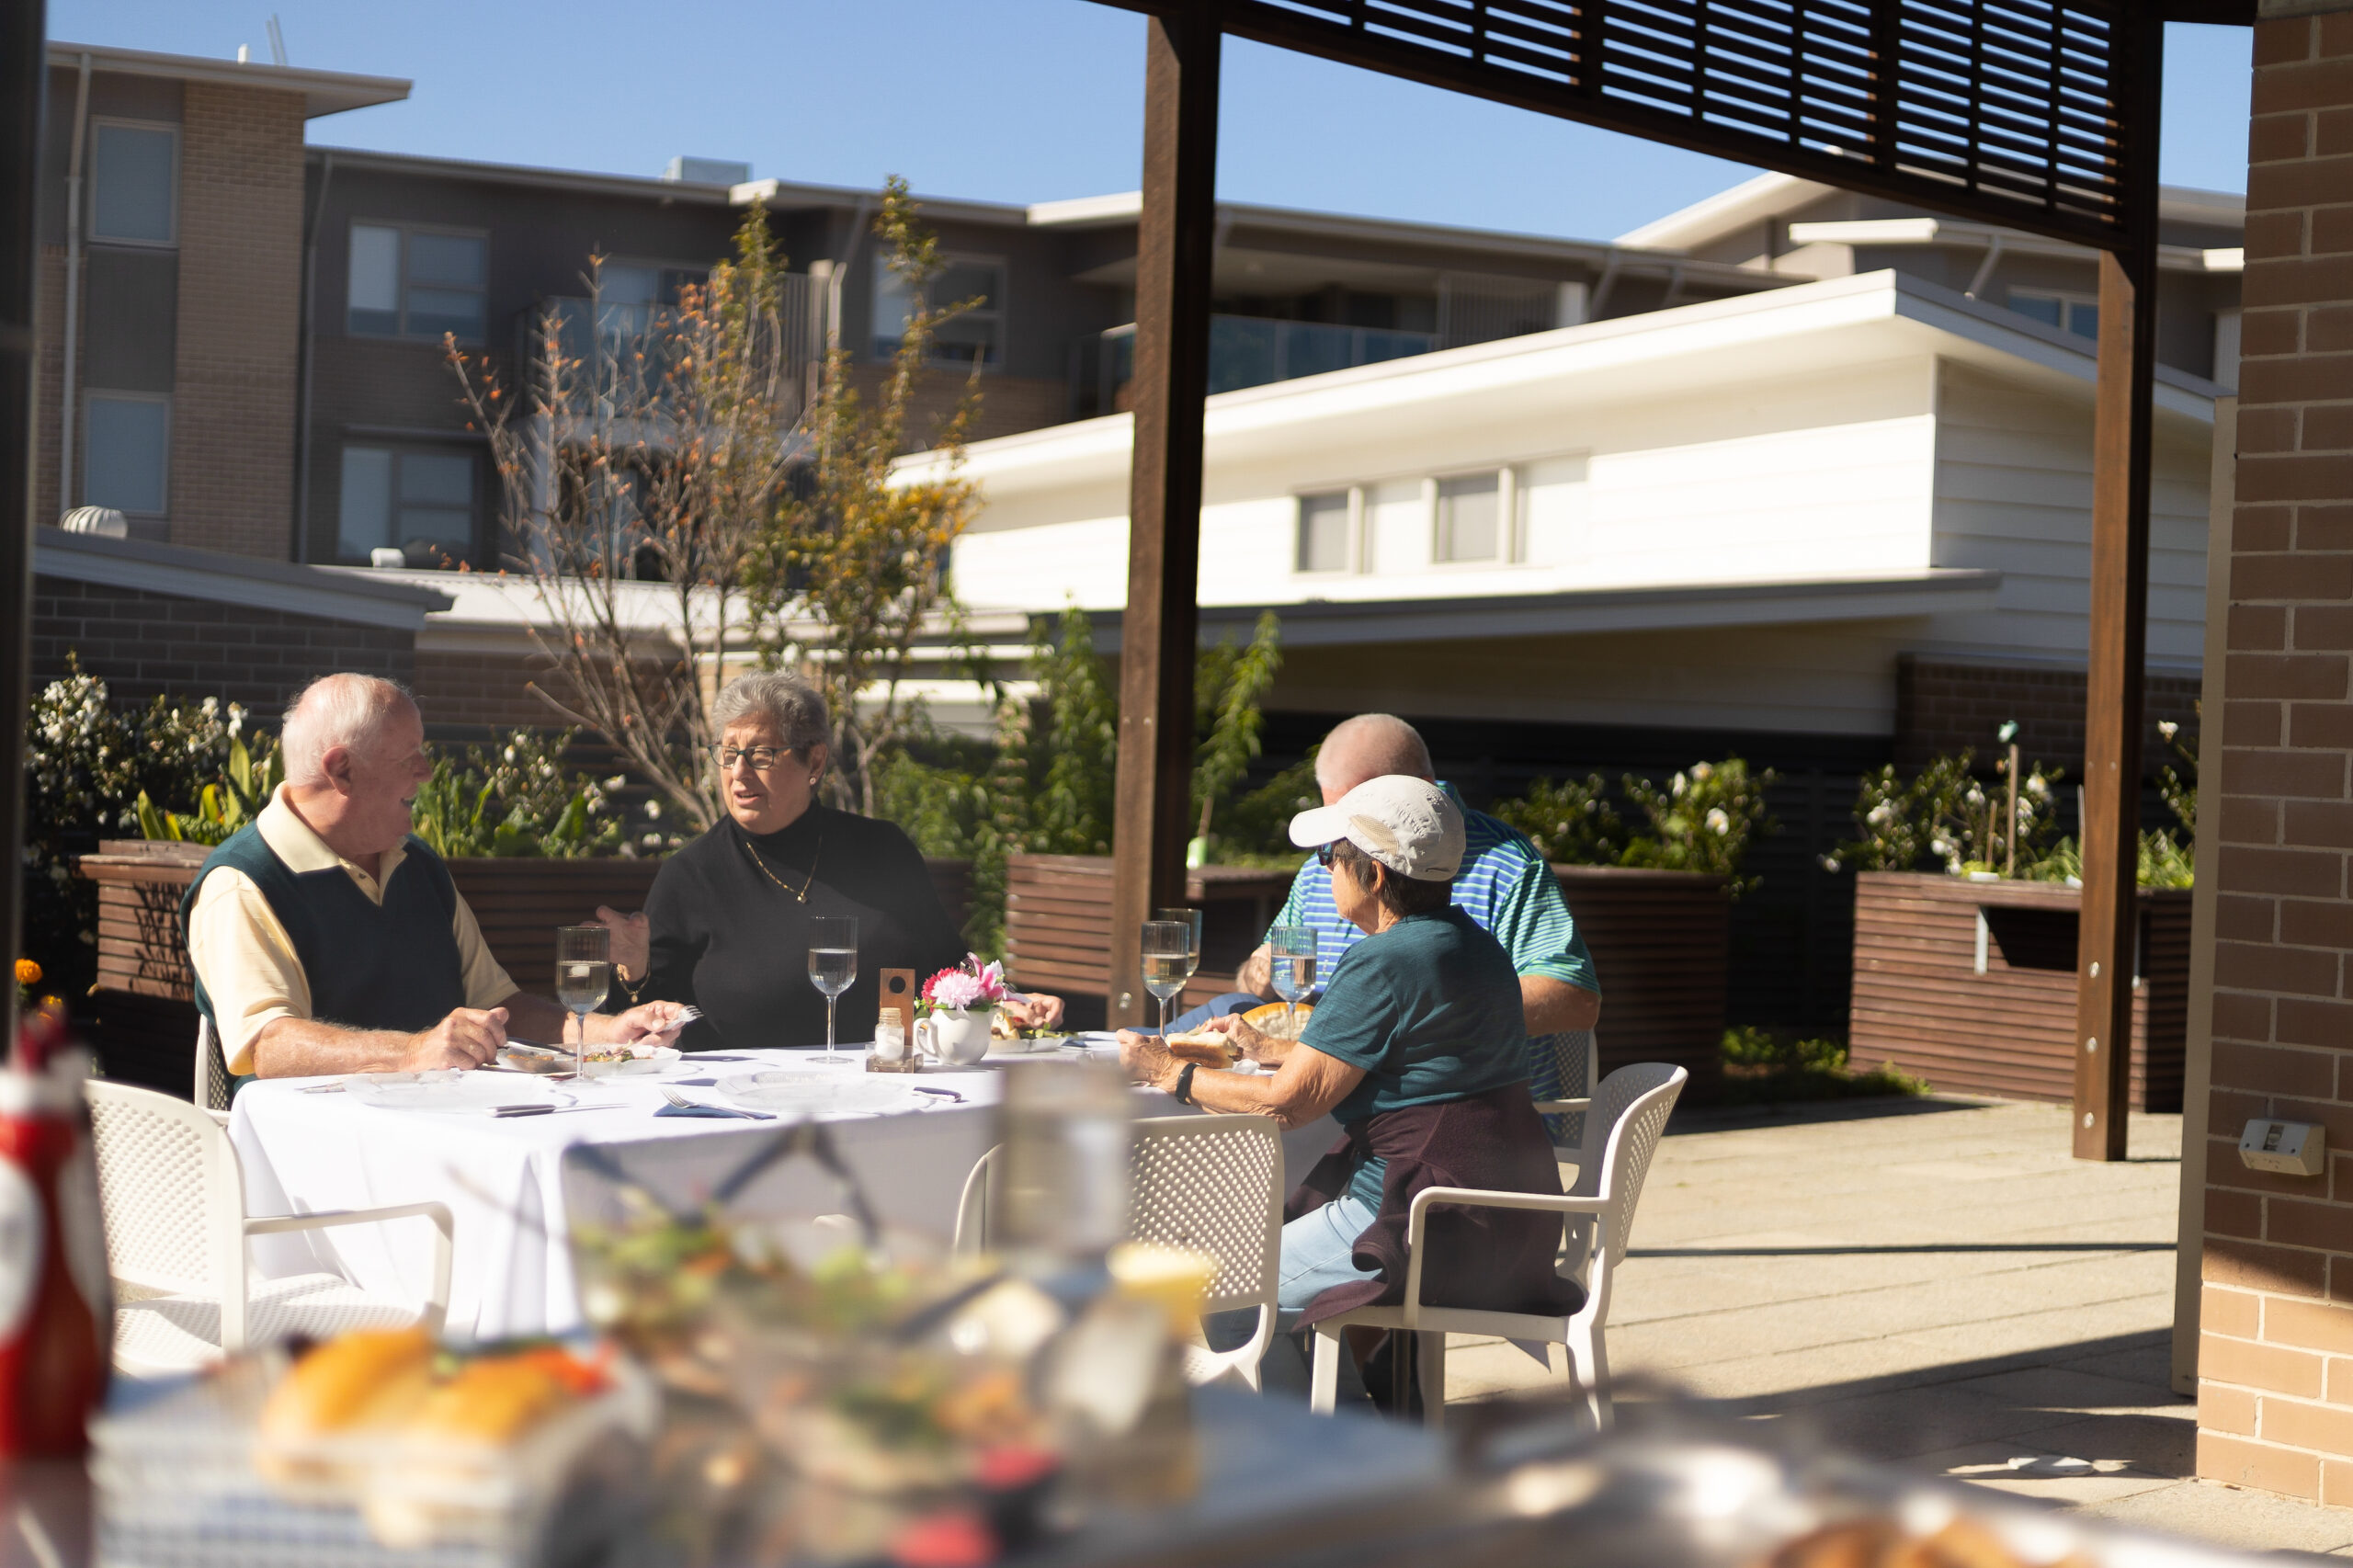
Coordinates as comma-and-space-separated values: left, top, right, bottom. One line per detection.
806, 915, 859, 1063
1154, 906, 1203, 992
1141, 921, 1192, 1042
1267, 924, 1319, 1038
554, 925, 611, 1075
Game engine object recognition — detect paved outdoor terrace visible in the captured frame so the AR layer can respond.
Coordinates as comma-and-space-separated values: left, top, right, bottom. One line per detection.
1446, 1097, 2353, 1557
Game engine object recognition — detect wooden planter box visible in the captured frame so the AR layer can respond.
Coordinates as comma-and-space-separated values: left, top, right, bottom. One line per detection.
1003, 852, 1730, 1086
75, 839, 975, 1096
1848, 870, 2190, 1111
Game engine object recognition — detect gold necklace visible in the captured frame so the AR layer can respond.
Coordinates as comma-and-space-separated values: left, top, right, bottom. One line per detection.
742, 832, 823, 903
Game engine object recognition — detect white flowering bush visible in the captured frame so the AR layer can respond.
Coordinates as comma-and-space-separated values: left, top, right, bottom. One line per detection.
408, 727, 671, 858
1620, 758, 1778, 893
1833, 748, 2064, 876
1490, 774, 1628, 866
23, 659, 268, 1001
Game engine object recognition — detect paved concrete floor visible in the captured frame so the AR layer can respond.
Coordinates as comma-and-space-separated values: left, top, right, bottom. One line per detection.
1442, 1096, 2353, 1558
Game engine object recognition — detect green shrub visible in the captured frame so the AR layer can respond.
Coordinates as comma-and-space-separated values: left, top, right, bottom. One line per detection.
1490, 774, 1627, 867
1719, 1024, 1927, 1103
405, 729, 638, 859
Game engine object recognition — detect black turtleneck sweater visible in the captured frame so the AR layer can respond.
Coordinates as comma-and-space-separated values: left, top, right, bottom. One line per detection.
642, 806, 967, 1051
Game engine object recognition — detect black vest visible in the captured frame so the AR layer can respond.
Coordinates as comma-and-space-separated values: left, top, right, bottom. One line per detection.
180, 822, 470, 1044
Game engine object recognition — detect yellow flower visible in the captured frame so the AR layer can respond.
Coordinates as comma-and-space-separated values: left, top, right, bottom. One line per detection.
13, 959, 39, 987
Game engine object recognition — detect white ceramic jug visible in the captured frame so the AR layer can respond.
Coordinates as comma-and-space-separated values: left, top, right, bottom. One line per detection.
915, 1007, 991, 1067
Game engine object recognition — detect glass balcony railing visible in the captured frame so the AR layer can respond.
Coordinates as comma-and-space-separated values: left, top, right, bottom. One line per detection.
1071, 313, 1439, 417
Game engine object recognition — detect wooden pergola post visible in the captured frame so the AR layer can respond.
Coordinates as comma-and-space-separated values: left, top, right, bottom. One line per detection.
2074, 22, 2165, 1163
1108, 13, 1220, 1028
0, 1, 45, 1048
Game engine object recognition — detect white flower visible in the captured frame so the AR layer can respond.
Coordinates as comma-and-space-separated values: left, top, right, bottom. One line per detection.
604, 775, 625, 790
644, 801, 662, 820
1671, 772, 1688, 799
503, 747, 517, 764
1690, 762, 1714, 781
1867, 802, 1893, 825
2158, 720, 2177, 742
2027, 775, 2049, 798
1706, 807, 1732, 835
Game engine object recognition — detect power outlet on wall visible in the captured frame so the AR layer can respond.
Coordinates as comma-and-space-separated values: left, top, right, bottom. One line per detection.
2239, 1119, 2326, 1178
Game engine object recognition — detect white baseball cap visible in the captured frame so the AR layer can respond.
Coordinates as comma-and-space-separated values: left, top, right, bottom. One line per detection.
1288, 775, 1464, 881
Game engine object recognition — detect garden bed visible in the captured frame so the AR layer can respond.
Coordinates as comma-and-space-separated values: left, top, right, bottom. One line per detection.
74, 840, 972, 1095
1002, 853, 1729, 1085
1847, 870, 2189, 1110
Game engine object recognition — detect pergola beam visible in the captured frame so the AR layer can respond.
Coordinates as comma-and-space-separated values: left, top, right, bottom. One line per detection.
1108, 13, 1221, 1028
0, 0, 44, 1050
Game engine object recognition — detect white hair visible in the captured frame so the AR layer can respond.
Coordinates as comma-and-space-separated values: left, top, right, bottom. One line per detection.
281, 674, 415, 789
710, 670, 830, 754
1315, 713, 1434, 793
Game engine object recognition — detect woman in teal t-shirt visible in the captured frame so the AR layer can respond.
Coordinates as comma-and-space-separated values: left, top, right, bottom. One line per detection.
1120, 776, 1573, 1337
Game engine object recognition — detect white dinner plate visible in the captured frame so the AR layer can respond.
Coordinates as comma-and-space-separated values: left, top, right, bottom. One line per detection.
986, 1033, 1071, 1057
717, 1072, 925, 1117
347, 1070, 555, 1112
579, 1046, 682, 1078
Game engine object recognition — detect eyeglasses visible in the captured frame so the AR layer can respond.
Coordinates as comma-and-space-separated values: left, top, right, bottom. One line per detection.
1315, 842, 1340, 868
714, 744, 793, 772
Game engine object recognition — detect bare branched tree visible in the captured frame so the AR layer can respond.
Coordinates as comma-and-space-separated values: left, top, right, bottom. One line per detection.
756, 177, 984, 816
449, 210, 805, 832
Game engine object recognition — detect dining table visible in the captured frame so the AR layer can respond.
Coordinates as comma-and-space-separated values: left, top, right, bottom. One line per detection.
228, 1040, 1338, 1344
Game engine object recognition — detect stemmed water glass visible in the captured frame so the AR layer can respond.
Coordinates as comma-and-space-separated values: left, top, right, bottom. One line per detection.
1267, 924, 1319, 1038
1141, 921, 1192, 1041
1154, 906, 1203, 996
554, 925, 611, 1075
806, 916, 859, 1063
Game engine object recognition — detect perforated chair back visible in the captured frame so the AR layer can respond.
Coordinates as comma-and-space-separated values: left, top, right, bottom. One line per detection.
85, 1080, 244, 1301
1533, 1028, 1597, 1153
1583, 1062, 1686, 1268
1126, 1115, 1283, 1317
194, 1017, 232, 1115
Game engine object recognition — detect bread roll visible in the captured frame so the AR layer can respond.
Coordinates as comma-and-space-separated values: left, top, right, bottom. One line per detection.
259, 1326, 435, 1443
1164, 1031, 1240, 1066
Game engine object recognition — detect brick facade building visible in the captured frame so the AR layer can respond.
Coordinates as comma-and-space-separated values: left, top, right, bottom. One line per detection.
2197, 1, 2353, 1506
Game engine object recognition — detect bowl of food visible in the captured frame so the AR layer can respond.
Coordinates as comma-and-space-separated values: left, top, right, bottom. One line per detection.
496, 1042, 573, 1074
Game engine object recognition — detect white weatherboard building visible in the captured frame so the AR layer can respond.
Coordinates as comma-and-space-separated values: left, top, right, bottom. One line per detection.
926, 266, 2220, 742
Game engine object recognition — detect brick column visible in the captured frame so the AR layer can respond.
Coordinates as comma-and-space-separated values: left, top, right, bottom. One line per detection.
2199, 2, 2353, 1506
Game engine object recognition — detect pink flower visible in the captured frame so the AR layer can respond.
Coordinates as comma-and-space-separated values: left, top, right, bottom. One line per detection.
921, 959, 1010, 1012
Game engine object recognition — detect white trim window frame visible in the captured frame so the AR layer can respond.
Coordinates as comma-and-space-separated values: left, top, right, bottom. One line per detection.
87, 119, 179, 248
82, 390, 172, 517
347, 221, 490, 344
1430, 467, 1516, 566
873, 251, 1006, 370
1294, 487, 1360, 575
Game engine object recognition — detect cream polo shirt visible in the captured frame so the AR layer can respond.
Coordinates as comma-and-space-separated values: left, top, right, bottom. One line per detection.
186, 788, 517, 1074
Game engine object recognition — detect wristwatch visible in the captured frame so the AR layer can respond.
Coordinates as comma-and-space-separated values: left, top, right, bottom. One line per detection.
1173, 1062, 1198, 1106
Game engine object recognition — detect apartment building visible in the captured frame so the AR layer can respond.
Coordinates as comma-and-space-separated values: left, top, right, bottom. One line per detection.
34, 44, 406, 555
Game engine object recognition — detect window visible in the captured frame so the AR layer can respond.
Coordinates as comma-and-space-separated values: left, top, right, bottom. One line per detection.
348, 223, 488, 341
90, 123, 176, 245
1296, 491, 1351, 573
1434, 472, 1503, 562
339, 447, 475, 563
2008, 288, 2098, 341
872, 255, 1004, 367
84, 392, 170, 515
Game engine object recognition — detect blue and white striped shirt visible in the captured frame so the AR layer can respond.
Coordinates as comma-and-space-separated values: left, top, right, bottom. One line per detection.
1264, 782, 1601, 1100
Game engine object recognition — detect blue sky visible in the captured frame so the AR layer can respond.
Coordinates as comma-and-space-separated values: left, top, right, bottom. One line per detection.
51, 1, 2255, 242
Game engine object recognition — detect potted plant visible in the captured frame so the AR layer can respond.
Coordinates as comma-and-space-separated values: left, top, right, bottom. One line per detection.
915, 960, 1007, 1066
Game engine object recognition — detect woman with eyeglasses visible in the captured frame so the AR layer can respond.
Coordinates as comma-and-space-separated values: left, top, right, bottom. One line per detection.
601, 671, 1062, 1051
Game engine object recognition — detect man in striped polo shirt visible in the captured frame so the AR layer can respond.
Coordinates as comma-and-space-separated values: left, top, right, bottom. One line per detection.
1222, 714, 1600, 1101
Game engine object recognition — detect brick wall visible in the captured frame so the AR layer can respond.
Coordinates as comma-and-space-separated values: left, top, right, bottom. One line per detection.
2198, 4, 2353, 1506
170, 82, 304, 560
1895, 655, 2203, 774
31, 575, 415, 711
33, 244, 65, 530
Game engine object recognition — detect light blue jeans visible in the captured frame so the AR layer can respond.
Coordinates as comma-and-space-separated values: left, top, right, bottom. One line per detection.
1276, 1192, 1382, 1328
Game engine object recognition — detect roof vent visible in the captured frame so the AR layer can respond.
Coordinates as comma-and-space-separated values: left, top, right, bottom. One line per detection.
665, 156, 750, 187
59, 506, 128, 539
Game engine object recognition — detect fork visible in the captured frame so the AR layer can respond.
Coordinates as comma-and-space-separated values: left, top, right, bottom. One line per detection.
659, 1085, 773, 1119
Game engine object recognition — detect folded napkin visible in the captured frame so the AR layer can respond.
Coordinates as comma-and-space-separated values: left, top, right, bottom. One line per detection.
654, 1101, 766, 1119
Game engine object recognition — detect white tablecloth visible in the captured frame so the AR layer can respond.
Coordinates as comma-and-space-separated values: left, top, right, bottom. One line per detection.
230, 1049, 1340, 1343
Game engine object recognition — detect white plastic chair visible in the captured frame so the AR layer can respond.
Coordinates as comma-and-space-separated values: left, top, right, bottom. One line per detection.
1533, 1028, 1597, 1158
85, 1081, 452, 1376
954, 1114, 1285, 1390
1308, 1062, 1687, 1431
193, 1016, 231, 1125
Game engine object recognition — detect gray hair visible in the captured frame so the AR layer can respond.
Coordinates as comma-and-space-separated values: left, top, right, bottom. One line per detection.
1315, 713, 1435, 793
281, 674, 416, 788
711, 670, 830, 754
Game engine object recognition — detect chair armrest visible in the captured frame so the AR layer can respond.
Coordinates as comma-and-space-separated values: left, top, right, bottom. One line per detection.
203, 1108, 232, 1129
1531, 1097, 1590, 1115
244, 1202, 453, 1333
1398, 1187, 1610, 1324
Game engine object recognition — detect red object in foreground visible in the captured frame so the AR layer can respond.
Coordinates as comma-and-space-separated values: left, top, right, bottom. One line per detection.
0, 1008, 111, 1458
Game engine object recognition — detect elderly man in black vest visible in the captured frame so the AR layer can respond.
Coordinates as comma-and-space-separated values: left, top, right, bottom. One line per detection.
183, 673, 684, 1079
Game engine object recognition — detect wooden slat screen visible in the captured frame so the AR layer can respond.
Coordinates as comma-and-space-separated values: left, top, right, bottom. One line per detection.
1109, 0, 2142, 249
